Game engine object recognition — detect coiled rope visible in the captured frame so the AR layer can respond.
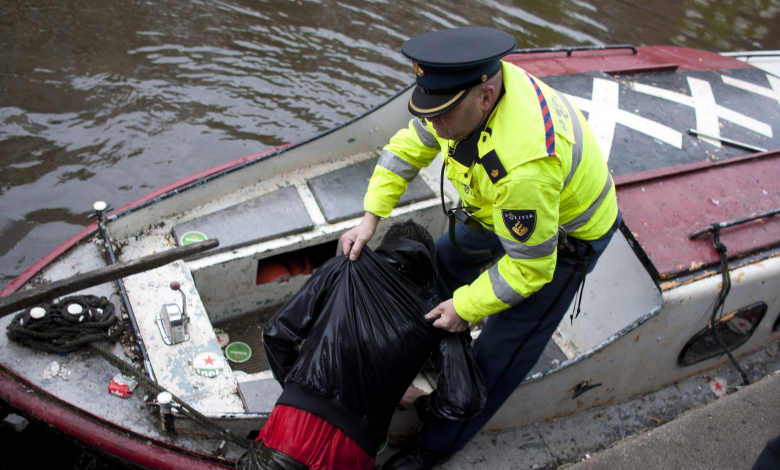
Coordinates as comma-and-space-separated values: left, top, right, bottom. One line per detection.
6, 295, 251, 448
6, 295, 120, 353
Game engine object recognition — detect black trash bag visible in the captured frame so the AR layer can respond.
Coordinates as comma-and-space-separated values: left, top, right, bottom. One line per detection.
262, 238, 487, 458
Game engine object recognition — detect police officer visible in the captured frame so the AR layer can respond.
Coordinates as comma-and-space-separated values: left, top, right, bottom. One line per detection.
340, 27, 621, 470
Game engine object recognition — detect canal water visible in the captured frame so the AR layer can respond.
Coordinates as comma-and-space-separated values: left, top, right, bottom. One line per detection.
1, 0, 779, 287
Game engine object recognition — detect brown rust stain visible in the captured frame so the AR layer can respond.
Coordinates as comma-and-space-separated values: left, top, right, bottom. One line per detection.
660, 269, 718, 290
734, 271, 746, 283
689, 260, 705, 271
576, 400, 584, 408
634, 335, 640, 342
661, 251, 780, 290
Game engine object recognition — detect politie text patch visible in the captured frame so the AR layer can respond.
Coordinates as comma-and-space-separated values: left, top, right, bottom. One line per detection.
502, 210, 537, 243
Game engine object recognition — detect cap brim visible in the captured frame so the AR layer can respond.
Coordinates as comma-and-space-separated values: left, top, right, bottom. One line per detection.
408, 86, 471, 118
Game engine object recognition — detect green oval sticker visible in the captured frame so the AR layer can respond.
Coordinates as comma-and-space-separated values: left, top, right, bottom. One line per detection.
225, 342, 252, 363
181, 231, 208, 246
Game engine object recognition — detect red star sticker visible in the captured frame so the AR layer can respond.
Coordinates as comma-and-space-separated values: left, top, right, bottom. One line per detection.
714, 382, 723, 391
203, 355, 215, 366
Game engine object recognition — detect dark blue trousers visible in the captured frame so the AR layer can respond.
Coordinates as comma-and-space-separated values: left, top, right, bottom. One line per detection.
421, 213, 621, 454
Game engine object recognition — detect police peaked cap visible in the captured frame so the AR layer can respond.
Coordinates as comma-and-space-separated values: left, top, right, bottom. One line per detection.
401, 27, 517, 118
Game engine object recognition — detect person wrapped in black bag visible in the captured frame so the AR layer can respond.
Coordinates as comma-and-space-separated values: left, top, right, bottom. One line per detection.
237, 220, 486, 470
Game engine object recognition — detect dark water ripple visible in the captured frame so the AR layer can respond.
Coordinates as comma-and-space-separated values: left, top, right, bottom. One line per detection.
1, 0, 779, 288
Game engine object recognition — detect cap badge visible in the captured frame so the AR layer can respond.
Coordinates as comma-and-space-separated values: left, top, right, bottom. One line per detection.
482, 74, 488, 82
413, 62, 425, 77
491, 169, 499, 177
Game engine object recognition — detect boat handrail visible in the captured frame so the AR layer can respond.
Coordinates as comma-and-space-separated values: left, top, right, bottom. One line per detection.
510, 44, 638, 57
689, 208, 780, 240
720, 51, 780, 58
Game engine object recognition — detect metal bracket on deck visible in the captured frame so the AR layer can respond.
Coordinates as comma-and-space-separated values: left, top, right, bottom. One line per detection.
148, 392, 177, 434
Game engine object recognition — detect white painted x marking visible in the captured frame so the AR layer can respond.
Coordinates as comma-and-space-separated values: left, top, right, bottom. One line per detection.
563, 78, 683, 161
631, 78, 773, 148
721, 74, 780, 108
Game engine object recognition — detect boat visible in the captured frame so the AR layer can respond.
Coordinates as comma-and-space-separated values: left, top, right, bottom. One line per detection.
1, 44, 779, 468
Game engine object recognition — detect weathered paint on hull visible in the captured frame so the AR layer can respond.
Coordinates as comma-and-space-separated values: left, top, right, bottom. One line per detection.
484, 254, 780, 430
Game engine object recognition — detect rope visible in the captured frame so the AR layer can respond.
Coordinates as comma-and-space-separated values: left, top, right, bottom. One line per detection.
710, 226, 750, 386
6, 295, 251, 448
6, 295, 121, 353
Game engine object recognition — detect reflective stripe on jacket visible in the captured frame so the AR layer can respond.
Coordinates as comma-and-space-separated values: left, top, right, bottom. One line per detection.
364, 61, 618, 323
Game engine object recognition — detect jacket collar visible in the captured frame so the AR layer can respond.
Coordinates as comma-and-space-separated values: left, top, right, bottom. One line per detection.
449, 87, 506, 167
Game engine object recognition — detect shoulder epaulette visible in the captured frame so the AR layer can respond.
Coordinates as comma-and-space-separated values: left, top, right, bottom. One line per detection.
480, 150, 507, 184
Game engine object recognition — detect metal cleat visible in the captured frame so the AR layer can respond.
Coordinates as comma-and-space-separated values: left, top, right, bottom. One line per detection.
149, 391, 176, 434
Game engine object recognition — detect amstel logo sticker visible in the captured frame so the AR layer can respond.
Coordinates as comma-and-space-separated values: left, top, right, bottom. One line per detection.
225, 342, 252, 363
193, 352, 225, 378
180, 231, 208, 246
502, 210, 536, 243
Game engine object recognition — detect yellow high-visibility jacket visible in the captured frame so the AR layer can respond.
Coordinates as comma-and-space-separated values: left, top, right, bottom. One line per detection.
364, 61, 618, 323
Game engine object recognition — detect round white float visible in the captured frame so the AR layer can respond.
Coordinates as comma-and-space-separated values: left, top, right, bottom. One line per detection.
67, 304, 83, 315
30, 307, 46, 319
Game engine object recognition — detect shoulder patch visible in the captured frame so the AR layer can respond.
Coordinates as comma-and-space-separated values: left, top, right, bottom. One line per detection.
502, 210, 536, 243
481, 150, 507, 184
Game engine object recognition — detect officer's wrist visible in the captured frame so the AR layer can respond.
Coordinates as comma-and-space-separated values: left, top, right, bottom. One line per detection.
363, 211, 380, 224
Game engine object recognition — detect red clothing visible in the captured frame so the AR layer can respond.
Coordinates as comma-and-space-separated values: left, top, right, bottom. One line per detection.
258, 404, 375, 470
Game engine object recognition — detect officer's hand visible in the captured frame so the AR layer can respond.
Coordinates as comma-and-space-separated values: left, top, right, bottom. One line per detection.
426, 299, 469, 333
341, 212, 379, 260
399, 386, 428, 410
